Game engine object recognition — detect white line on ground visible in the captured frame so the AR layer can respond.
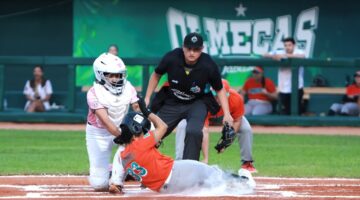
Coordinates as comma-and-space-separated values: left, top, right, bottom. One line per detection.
256, 176, 360, 181
1, 176, 360, 199
0, 175, 86, 178
257, 184, 360, 187
1, 175, 360, 181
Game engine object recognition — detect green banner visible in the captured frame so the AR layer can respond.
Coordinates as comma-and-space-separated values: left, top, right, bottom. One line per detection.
74, 0, 360, 88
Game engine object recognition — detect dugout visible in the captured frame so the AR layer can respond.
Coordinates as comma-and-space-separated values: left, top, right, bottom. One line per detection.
0, 56, 359, 126
0, 0, 359, 125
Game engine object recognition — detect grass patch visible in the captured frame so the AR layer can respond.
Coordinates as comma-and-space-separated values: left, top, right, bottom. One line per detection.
0, 130, 359, 178
0, 130, 88, 174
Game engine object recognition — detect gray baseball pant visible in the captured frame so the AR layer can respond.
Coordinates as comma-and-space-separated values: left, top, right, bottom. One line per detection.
330, 102, 360, 116
160, 160, 224, 193
245, 99, 273, 115
175, 116, 254, 163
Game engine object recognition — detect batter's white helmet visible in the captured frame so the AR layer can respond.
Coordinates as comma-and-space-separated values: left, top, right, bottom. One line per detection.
93, 53, 127, 95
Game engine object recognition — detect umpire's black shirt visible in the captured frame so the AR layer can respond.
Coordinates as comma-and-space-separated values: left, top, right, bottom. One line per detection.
155, 48, 223, 103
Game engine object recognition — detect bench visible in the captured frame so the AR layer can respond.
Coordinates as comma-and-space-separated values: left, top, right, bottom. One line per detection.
3, 90, 88, 113
303, 87, 345, 115
237, 86, 346, 115
0, 90, 87, 123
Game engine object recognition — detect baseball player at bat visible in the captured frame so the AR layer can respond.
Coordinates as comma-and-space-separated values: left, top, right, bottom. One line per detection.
108, 97, 256, 194
86, 53, 140, 191
176, 79, 257, 173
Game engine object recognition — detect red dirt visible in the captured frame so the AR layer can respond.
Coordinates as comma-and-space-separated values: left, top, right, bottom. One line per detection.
1, 176, 360, 200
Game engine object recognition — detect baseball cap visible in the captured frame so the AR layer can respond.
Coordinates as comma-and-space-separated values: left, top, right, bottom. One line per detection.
183, 32, 203, 48
252, 66, 264, 73
354, 70, 360, 77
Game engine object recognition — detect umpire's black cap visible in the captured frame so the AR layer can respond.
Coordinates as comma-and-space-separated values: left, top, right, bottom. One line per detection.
183, 32, 203, 48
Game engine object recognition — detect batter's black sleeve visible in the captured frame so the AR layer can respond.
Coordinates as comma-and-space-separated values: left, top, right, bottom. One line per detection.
208, 60, 223, 91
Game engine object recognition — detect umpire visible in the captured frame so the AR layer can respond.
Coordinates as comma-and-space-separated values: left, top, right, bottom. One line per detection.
145, 32, 233, 160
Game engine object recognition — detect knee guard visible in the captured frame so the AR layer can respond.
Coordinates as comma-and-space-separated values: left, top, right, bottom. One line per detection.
88, 167, 110, 190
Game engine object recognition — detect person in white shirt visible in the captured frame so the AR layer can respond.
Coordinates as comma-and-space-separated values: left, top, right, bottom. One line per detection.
263, 37, 306, 115
23, 65, 53, 112
108, 44, 119, 56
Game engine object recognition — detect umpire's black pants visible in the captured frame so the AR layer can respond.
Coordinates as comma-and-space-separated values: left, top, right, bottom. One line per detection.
157, 98, 207, 161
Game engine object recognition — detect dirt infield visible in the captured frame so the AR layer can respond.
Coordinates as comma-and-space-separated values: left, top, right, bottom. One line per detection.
1, 175, 360, 199
0, 122, 359, 136
1, 123, 359, 199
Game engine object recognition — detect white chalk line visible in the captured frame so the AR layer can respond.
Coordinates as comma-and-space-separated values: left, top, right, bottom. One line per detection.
0, 175, 85, 178
2, 183, 360, 189
1, 175, 360, 181
256, 176, 360, 181
1, 176, 360, 199
2, 195, 360, 199
257, 184, 360, 188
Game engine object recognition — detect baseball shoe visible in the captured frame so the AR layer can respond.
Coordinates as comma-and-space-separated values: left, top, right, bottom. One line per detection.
109, 184, 124, 194
238, 168, 256, 189
241, 161, 258, 173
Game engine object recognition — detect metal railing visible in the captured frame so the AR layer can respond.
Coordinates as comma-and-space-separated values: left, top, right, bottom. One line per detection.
0, 56, 359, 115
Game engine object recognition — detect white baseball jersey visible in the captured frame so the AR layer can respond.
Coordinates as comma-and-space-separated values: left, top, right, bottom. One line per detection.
87, 81, 138, 128
271, 49, 306, 93
23, 80, 53, 110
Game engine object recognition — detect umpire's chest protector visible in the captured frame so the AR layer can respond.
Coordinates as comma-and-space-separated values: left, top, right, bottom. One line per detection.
94, 82, 133, 126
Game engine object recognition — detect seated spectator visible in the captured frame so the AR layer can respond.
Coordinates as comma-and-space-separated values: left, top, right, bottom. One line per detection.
23, 65, 53, 112
328, 70, 360, 116
241, 66, 277, 115
108, 44, 119, 56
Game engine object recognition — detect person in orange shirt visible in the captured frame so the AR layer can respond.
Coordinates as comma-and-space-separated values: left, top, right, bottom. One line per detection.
328, 70, 360, 116
176, 79, 257, 173
241, 66, 277, 115
109, 98, 256, 194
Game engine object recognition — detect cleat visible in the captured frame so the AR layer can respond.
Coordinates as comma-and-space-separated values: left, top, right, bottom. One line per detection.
238, 168, 256, 189
241, 161, 258, 173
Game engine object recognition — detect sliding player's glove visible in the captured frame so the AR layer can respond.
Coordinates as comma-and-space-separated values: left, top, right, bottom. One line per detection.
214, 123, 236, 153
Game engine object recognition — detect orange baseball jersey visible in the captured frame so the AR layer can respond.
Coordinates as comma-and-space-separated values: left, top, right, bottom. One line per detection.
121, 131, 174, 192
242, 77, 276, 101
205, 88, 244, 126
346, 84, 360, 96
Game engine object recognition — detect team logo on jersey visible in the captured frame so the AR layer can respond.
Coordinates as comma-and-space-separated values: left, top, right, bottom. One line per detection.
190, 83, 201, 93
171, 88, 195, 100
249, 87, 263, 94
127, 162, 147, 181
